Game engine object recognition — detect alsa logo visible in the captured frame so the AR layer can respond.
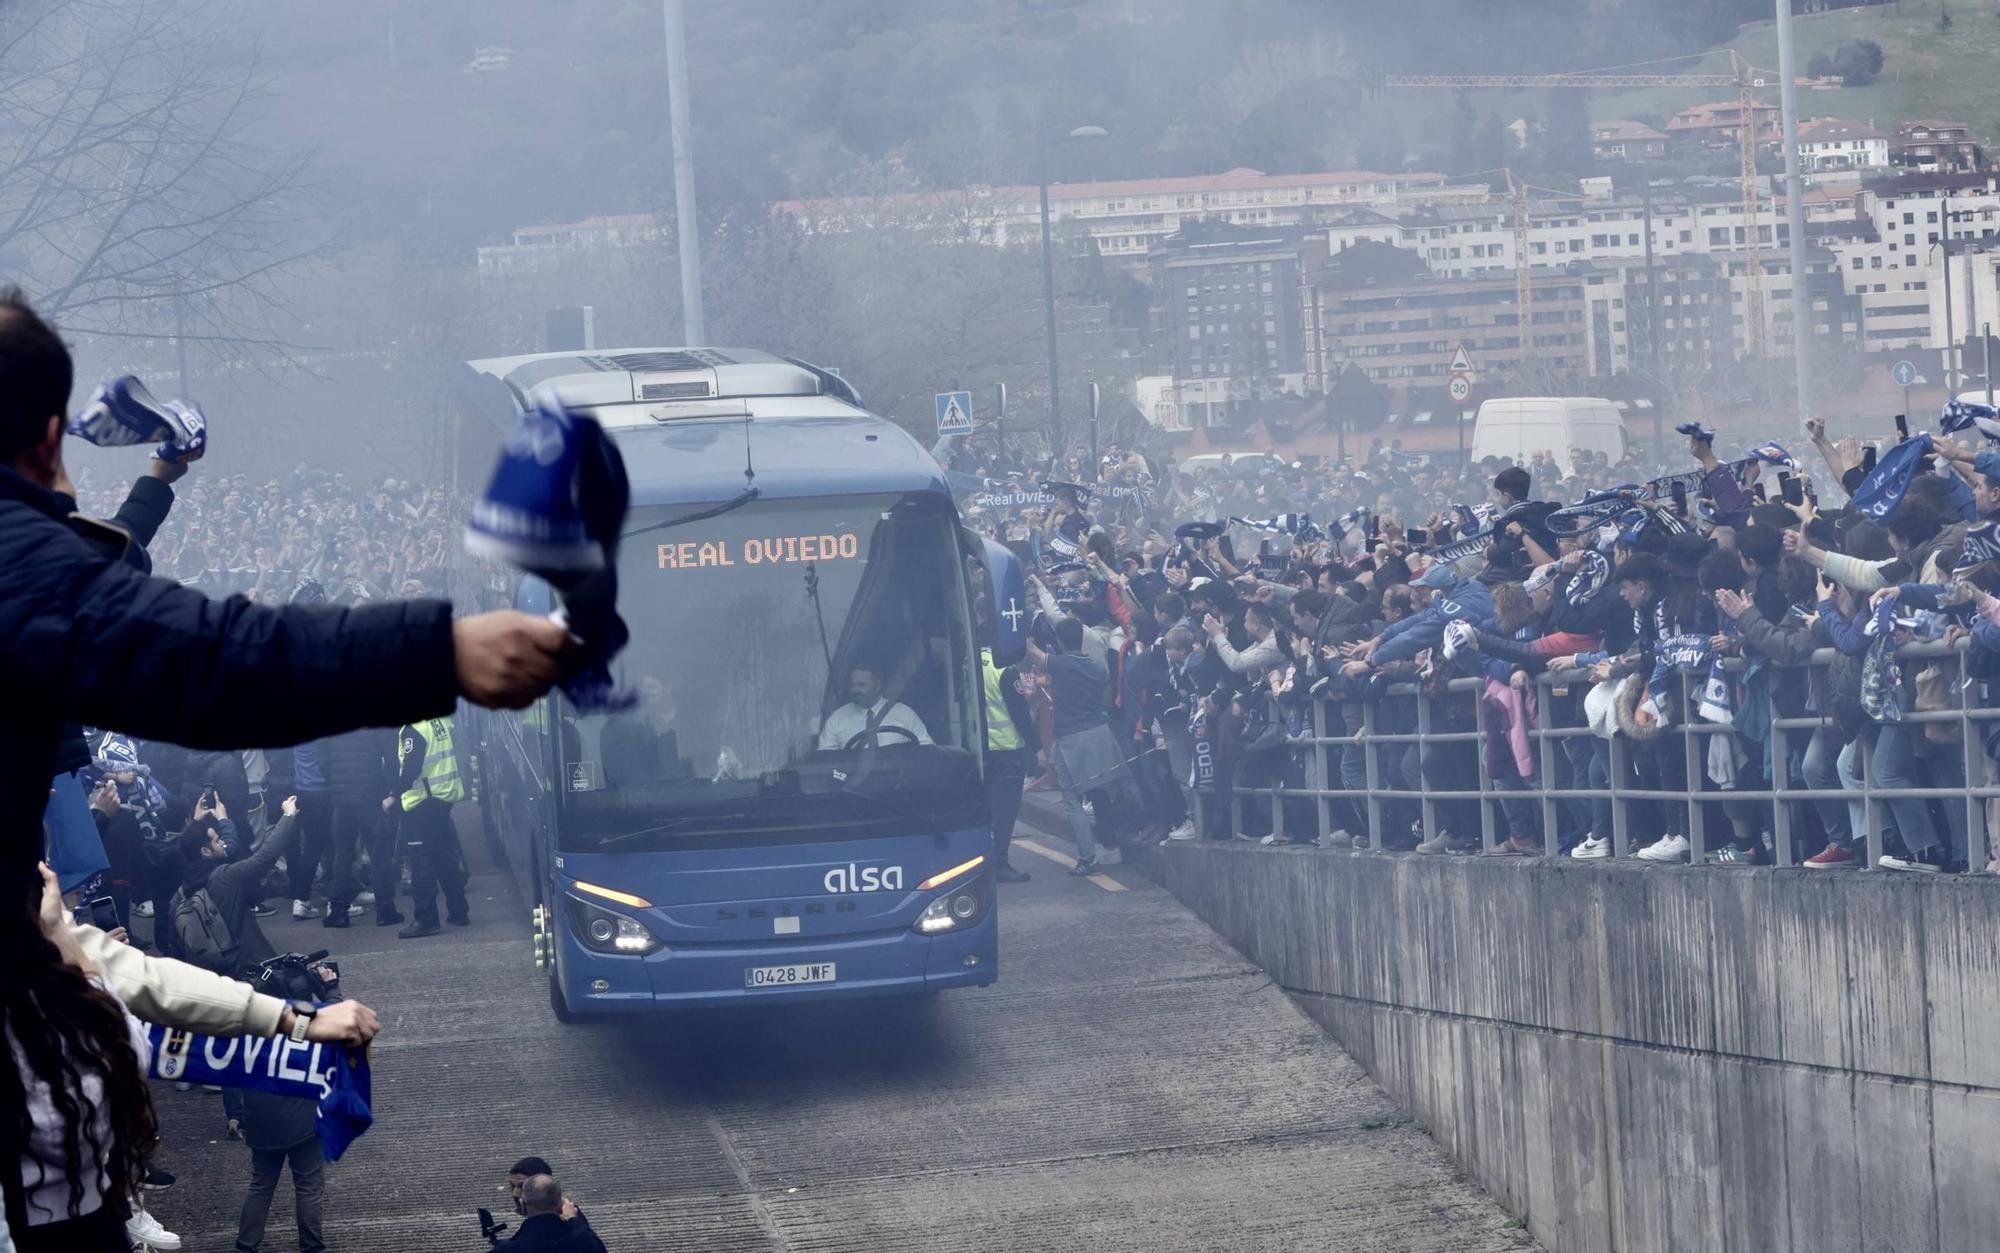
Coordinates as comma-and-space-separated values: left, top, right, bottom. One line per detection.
823, 864, 904, 894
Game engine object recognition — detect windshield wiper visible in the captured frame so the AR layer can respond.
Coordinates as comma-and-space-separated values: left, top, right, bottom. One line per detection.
620, 486, 761, 542
591, 814, 752, 848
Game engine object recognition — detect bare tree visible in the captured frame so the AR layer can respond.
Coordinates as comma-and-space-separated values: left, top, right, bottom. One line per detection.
0, 0, 322, 364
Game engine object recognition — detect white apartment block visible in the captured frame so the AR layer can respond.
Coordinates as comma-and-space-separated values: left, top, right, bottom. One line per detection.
770, 166, 1483, 260
1325, 191, 1813, 285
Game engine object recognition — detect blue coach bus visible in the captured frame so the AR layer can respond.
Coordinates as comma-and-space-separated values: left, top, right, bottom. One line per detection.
450, 348, 1025, 1021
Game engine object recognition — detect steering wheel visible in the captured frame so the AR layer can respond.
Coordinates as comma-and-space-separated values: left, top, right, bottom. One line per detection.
843, 725, 921, 751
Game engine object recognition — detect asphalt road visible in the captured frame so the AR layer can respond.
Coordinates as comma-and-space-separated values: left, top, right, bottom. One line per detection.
144, 816, 1533, 1253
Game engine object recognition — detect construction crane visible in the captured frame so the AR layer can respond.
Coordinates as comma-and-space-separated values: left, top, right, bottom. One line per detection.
1386, 50, 1776, 362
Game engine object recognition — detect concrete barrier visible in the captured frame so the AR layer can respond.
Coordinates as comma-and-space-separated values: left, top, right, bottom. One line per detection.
1148, 842, 2000, 1253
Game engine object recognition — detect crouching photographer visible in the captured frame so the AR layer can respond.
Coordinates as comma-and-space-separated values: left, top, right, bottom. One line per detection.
482, 1158, 601, 1250
492, 1174, 606, 1252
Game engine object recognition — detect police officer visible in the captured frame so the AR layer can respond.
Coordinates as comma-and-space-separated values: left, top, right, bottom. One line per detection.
981, 645, 1038, 883
386, 714, 470, 939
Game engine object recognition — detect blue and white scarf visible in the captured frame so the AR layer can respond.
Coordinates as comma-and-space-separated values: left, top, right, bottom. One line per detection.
147, 1025, 373, 1160
68, 376, 207, 463
1942, 399, 2000, 443
465, 399, 633, 713
1746, 441, 1798, 472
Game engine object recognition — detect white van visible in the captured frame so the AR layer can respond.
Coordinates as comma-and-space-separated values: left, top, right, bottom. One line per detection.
1469, 397, 1627, 477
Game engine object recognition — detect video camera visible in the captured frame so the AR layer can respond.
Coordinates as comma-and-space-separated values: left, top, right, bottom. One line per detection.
250, 949, 342, 1004
477, 1207, 508, 1248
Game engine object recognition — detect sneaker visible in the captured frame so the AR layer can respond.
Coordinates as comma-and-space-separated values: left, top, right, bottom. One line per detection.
1258, 833, 1281, 845
1878, 849, 1944, 874
354, 890, 377, 906
1492, 836, 1541, 857
133, 900, 155, 919
1318, 830, 1354, 850
291, 900, 320, 920
345, 903, 365, 916
1413, 833, 1453, 855
1095, 847, 1123, 866
125, 1207, 181, 1251
142, 1167, 176, 1190
1232, 830, 1262, 842
995, 864, 1031, 883
1570, 835, 1610, 861
398, 922, 443, 939
1635, 833, 1690, 863
1067, 859, 1100, 877
1165, 820, 1198, 841
250, 901, 277, 917
321, 912, 350, 929
1707, 844, 1763, 866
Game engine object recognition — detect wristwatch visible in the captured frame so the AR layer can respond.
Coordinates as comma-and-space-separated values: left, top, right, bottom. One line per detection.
286, 1000, 318, 1044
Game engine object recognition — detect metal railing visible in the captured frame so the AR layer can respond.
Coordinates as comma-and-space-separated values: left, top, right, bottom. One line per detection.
1216, 639, 1998, 871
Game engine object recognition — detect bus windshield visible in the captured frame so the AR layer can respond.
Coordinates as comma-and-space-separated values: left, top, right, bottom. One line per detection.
548, 491, 983, 851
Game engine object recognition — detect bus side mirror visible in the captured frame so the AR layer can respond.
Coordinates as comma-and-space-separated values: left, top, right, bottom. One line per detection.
980, 538, 1028, 667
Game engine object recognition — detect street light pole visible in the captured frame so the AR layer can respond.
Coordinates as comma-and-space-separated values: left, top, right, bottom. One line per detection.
1038, 138, 1062, 460
1774, 0, 1812, 425
1942, 191, 1958, 392
663, 0, 705, 344
1036, 123, 1107, 464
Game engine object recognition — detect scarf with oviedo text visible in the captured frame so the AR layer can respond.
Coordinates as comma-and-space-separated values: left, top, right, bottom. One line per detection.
146, 1024, 373, 1160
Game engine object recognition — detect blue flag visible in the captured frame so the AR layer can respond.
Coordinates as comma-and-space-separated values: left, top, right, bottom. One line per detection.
1848, 434, 1934, 520
147, 1025, 373, 1160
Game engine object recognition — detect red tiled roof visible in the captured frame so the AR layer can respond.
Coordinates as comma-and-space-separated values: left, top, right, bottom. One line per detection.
1798, 119, 1888, 143
772, 167, 1444, 217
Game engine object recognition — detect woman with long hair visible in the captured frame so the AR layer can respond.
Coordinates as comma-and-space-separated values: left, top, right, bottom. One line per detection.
2, 863, 159, 1251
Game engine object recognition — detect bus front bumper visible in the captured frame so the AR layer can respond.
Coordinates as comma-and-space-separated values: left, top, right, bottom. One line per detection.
553, 912, 996, 1013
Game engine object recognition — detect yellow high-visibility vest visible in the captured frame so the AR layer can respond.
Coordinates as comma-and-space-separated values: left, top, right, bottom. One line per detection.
398, 716, 465, 811
981, 650, 1025, 752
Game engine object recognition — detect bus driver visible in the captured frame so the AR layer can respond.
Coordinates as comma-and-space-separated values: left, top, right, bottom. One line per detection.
818, 663, 932, 750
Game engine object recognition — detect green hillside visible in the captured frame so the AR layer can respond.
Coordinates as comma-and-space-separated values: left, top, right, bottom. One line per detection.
1587, 6, 2000, 145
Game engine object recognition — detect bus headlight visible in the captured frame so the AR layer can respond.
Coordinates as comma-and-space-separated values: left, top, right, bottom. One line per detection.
915, 881, 987, 935
564, 893, 662, 956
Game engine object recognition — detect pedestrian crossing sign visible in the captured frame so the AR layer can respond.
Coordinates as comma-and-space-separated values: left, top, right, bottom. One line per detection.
935, 390, 973, 436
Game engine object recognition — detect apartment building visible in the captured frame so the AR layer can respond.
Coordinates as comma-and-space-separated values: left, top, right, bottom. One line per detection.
1302, 263, 1596, 401
1150, 231, 1307, 394
769, 166, 1474, 261
475, 213, 668, 275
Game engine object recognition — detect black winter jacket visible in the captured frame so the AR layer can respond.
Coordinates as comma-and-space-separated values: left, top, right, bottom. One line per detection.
319, 726, 395, 807
0, 466, 460, 873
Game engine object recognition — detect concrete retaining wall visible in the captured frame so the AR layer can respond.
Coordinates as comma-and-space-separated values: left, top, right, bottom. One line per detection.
1149, 844, 2000, 1253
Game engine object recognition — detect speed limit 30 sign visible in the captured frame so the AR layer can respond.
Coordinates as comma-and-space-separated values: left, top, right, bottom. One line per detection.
1448, 373, 1473, 405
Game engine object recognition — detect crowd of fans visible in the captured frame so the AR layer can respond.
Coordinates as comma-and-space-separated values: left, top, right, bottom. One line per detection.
70, 463, 462, 603
957, 417, 2000, 877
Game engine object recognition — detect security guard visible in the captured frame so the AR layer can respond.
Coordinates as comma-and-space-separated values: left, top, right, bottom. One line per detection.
388, 714, 470, 938
982, 646, 1040, 884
